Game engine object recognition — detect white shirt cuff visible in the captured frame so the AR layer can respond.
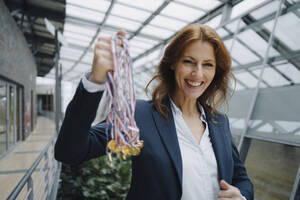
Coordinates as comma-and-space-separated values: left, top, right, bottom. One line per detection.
242, 196, 247, 200
81, 72, 106, 93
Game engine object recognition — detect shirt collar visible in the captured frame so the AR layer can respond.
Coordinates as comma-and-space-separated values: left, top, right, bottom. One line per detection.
169, 97, 207, 123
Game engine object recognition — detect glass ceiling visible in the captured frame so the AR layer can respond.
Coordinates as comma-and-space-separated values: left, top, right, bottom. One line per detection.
44, 0, 299, 89
42, 0, 300, 91
42, 0, 300, 144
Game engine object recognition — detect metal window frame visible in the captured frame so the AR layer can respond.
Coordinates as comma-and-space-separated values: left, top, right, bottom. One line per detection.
13, 85, 16, 144
18, 87, 23, 141
5, 83, 9, 151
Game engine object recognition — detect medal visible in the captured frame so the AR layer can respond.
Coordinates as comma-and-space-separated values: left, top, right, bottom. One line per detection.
105, 32, 144, 167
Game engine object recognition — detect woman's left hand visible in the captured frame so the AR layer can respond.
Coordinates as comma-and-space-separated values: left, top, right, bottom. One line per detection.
218, 180, 245, 200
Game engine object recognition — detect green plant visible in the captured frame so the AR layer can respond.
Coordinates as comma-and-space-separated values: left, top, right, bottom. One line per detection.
58, 155, 132, 200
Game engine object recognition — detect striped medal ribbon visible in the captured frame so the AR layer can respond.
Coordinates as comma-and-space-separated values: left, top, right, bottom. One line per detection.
105, 32, 144, 167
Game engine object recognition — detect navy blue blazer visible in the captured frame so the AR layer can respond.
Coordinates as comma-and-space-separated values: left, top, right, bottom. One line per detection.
55, 82, 254, 200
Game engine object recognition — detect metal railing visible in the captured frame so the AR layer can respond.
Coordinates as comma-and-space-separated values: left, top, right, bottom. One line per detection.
7, 134, 61, 200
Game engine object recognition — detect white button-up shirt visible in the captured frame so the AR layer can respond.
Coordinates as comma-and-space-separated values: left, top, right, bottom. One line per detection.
170, 98, 219, 200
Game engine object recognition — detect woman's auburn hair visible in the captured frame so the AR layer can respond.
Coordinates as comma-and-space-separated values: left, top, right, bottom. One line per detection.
145, 24, 235, 120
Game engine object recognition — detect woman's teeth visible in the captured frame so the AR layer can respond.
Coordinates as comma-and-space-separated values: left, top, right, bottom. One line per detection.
186, 80, 203, 87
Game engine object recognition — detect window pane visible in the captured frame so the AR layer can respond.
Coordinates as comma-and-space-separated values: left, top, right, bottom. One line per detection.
82, 52, 94, 65
106, 15, 141, 31
130, 42, 152, 52
150, 15, 188, 31
74, 63, 92, 73
0, 81, 6, 154
117, 0, 164, 11
134, 57, 151, 68
216, 28, 228, 38
141, 25, 174, 39
60, 47, 83, 57
9, 86, 14, 147
225, 40, 260, 64
235, 72, 258, 88
264, 12, 300, 51
130, 36, 159, 49
252, 67, 290, 87
60, 59, 75, 72
231, 0, 266, 19
16, 87, 20, 141
64, 22, 97, 37
66, 38, 90, 47
237, 29, 279, 58
111, 4, 152, 22
177, 0, 221, 10
67, 0, 110, 12
250, 1, 281, 20
235, 81, 246, 91
204, 15, 222, 29
225, 20, 246, 33
63, 31, 91, 43
64, 70, 82, 80
66, 4, 105, 23
276, 63, 300, 84
161, 2, 205, 22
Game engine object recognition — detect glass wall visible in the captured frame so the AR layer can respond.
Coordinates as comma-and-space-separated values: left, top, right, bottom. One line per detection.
0, 79, 23, 157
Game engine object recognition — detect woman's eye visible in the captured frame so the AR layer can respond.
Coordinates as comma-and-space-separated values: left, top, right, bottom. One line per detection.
183, 60, 193, 64
204, 63, 213, 67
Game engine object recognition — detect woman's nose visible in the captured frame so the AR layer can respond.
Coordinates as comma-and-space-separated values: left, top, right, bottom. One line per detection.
195, 63, 204, 77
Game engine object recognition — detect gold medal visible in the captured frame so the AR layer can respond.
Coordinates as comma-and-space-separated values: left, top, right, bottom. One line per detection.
122, 146, 130, 155
130, 146, 140, 156
107, 140, 116, 151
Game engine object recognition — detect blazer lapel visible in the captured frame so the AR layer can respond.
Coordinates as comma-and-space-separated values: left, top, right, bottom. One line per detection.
205, 109, 231, 182
151, 99, 183, 187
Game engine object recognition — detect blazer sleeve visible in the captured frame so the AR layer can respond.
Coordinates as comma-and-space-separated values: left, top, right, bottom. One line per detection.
54, 81, 109, 165
225, 115, 254, 200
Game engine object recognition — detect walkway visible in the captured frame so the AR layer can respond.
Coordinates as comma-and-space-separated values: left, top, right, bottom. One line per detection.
0, 116, 55, 199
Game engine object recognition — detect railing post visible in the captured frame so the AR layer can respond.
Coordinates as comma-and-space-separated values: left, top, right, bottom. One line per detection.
44, 150, 50, 199
290, 164, 300, 200
27, 176, 34, 200
50, 162, 61, 200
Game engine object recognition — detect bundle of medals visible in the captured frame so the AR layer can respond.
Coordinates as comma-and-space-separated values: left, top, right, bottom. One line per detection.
105, 32, 144, 168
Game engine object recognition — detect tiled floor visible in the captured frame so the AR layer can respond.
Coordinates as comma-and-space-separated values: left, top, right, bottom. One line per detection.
0, 116, 55, 199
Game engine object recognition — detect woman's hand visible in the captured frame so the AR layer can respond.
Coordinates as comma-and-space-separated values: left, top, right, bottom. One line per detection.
218, 180, 245, 200
89, 30, 126, 84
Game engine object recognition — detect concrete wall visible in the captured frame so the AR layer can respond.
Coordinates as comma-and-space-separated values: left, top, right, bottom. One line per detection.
0, 0, 37, 138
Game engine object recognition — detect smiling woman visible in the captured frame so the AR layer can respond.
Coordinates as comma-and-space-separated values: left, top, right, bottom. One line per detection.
55, 24, 253, 200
